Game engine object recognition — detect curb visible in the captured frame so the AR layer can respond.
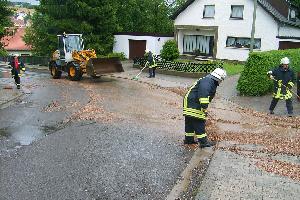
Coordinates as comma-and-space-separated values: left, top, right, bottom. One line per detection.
0, 88, 25, 110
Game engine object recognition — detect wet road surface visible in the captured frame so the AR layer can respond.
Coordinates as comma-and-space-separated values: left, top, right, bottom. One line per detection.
0, 65, 193, 199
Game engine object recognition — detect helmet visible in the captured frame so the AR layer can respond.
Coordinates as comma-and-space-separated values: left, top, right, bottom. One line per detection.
145, 49, 150, 53
210, 68, 227, 81
14, 54, 19, 57
281, 57, 289, 65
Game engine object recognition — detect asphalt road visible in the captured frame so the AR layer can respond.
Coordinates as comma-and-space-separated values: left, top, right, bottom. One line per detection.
0, 67, 194, 200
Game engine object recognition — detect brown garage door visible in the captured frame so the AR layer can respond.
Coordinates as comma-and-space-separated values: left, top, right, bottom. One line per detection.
279, 41, 300, 49
129, 40, 146, 59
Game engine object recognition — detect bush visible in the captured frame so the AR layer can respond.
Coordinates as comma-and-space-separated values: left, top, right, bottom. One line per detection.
160, 40, 179, 61
107, 52, 126, 60
98, 52, 126, 60
237, 49, 300, 96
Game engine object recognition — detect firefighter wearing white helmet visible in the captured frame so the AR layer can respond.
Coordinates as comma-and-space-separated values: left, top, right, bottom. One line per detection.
9, 54, 25, 89
144, 49, 157, 78
267, 57, 295, 116
183, 67, 227, 148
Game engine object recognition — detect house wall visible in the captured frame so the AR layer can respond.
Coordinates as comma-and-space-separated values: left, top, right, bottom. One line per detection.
8, 50, 32, 56
174, 0, 280, 61
113, 35, 173, 58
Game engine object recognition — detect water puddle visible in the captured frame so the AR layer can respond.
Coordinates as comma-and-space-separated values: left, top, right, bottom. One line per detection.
0, 125, 60, 146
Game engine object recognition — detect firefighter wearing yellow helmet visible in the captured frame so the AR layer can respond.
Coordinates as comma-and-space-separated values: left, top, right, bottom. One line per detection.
183, 68, 227, 148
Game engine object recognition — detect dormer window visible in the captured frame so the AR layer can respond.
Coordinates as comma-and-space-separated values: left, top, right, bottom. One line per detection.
290, 9, 296, 21
230, 5, 244, 19
203, 5, 215, 18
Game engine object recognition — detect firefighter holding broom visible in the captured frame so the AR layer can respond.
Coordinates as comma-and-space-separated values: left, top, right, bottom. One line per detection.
183, 68, 227, 148
267, 57, 296, 117
10, 54, 25, 89
144, 49, 157, 78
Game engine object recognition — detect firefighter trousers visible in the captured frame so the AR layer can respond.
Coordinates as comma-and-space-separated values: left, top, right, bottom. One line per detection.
269, 98, 293, 114
184, 116, 207, 143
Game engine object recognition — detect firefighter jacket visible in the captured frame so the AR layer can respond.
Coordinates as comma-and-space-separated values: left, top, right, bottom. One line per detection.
183, 75, 218, 120
144, 51, 157, 68
10, 57, 25, 74
271, 66, 295, 100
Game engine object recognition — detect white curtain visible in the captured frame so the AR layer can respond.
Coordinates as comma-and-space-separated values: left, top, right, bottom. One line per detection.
231, 6, 243, 18
183, 35, 211, 54
204, 5, 215, 18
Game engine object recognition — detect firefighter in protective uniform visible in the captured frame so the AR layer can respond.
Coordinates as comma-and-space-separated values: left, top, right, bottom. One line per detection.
144, 49, 157, 78
183, 68, 227, 148
267, 57, 295, 116
10, 54, 25, 89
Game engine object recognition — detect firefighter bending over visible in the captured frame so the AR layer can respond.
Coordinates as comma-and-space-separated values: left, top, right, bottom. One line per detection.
267, 57, 295, 117
183, 68, 227, 148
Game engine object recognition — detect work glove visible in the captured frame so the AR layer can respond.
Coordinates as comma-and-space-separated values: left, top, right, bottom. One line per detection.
21, 67, 26, 71
267, 71, 274, 79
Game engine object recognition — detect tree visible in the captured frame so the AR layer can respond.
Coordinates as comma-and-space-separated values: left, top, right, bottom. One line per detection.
0, 0, 13, 56
25, 0, 118, 56
114, 0, 174, 34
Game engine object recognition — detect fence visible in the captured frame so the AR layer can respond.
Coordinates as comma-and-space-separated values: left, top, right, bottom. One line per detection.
0, 56, 49, 66
133, 57, 223, 73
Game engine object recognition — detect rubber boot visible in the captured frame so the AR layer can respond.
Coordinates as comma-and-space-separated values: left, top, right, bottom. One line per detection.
184, 136, 197, 144
198, 137, 216, 148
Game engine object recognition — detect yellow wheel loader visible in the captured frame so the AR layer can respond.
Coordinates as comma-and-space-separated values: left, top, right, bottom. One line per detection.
49, 33, 124, 81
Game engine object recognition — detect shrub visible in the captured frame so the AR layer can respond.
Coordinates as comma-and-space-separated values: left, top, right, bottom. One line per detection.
98, 52, 126, 60
107, 52, 126, 60
160, 40, 179, 61
237, 49, 300, 96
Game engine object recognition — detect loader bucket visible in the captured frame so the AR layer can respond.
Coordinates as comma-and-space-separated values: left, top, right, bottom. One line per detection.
86, 57, 124, 76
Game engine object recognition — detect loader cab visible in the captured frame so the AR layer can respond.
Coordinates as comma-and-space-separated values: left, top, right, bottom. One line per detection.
57, 34, 84, 63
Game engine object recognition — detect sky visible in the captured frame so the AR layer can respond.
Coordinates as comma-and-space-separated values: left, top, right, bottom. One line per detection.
9, 0, 39, 5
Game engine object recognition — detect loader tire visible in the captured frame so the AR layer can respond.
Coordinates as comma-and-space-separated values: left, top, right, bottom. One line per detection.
50, 62, 62, 79
68, 64, 82, 81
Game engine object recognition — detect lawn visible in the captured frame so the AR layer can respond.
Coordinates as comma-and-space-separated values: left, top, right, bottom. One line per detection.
223, 62, 244, 76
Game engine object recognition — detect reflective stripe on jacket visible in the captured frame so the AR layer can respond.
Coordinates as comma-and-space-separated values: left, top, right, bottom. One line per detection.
183, 75, 218, 119
271, 66, 295, 100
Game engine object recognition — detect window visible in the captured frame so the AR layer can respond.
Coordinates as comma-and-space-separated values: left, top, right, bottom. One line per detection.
290, 9, 296, 21
226, 37, 261, 49
203, 5, 215, 18
230, 5, 244, 19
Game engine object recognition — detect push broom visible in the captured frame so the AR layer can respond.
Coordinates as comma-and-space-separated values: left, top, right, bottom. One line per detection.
131, 61, 149, 81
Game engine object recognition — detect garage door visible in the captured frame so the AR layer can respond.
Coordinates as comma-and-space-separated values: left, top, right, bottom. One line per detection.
129, 40, 146, 59
279, 41, 300, 49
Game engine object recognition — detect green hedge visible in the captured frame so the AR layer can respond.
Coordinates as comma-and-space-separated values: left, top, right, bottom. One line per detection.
237, 49, 300, 96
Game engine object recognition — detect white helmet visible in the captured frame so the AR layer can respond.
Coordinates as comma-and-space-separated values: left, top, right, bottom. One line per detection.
145, 49, 150, 53
281, 57, 289, 65
14, 54, 19, 57
210, 68, 227, 81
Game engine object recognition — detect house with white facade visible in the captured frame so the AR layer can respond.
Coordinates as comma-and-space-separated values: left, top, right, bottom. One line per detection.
171, 0, 300, 61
